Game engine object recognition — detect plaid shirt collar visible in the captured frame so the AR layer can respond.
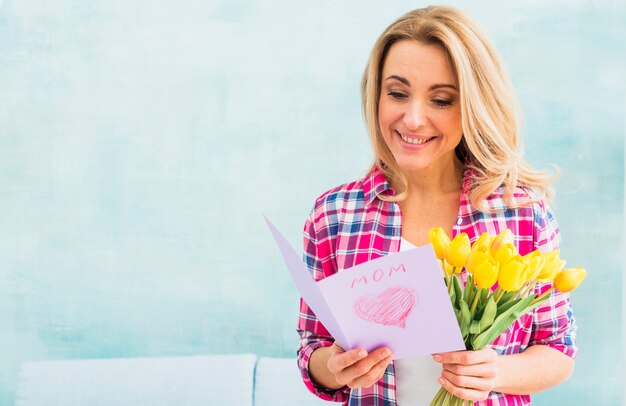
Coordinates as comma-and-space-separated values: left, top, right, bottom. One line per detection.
363, 164, 478, 207
362, 166, 394, 206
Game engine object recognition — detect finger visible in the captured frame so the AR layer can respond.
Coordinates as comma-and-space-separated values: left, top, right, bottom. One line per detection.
342, 347, 392, 377
442, 360, 497, 379
433, 348, 496, 365
438, 375, 490, 402
336, 348, 392, 385
347, 354, 393, 389
441, 369, 495, 392
329, 342, 345, 355
327, 347, 368, 373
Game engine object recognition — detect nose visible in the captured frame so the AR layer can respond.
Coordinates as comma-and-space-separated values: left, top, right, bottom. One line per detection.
403, 101, 429, 131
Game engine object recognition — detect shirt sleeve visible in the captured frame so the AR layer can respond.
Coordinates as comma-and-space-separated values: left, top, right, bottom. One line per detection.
529, 200, 578, 359
296, 210, 350, 402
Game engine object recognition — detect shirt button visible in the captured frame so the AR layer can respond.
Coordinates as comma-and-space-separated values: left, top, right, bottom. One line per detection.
456, 218, 462, 225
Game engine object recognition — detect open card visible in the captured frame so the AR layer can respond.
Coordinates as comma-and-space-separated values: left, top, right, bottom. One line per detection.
265, 217, 464, 359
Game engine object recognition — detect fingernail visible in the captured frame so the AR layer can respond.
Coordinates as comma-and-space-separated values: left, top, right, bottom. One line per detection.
383, 350, 392, 358
358, 350, 367, 358
438, 377, 445, 385
432, 355, 442, 362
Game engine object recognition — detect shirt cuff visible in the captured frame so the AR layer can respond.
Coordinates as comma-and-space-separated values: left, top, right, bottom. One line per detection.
297, 340, 350, 402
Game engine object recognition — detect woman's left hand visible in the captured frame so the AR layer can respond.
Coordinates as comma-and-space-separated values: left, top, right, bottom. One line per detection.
432, 347, 499, 402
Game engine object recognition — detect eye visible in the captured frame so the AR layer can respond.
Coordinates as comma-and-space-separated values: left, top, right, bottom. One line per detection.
432, 98, 453, 108
387, 91, 408, 100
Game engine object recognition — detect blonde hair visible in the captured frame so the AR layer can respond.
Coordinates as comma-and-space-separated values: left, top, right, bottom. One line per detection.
361, 6, 557, 210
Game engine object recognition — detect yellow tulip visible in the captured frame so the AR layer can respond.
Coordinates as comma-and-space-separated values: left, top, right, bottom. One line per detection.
536, 251, 566, 283
467, 232, 493, 265
522, 250, 541, 263
489, 229, 514, 257
467, 250, 487, 275
446, 233, 471, 268
442, 258, 455, 275
497, 255, 528, 292
472, 255, 500, 289
553, 267, 587, 293
428, 227, 451, 260
522, 250, 545, 283
494, 243, 517, 267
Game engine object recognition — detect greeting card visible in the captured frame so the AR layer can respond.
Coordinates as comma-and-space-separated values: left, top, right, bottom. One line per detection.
265, 217, 464, 359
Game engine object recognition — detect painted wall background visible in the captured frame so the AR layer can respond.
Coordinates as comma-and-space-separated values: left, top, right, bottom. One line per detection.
0, 0, 624, 404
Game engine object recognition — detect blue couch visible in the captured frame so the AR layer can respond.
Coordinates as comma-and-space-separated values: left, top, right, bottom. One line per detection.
15, 354, 329, 405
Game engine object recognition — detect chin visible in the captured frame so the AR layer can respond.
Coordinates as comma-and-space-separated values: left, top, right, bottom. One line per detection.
393, 158, 432, 173
395, 165, 431, 175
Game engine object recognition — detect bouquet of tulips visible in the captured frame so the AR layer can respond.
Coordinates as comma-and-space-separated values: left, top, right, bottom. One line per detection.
428, 228, 586, 406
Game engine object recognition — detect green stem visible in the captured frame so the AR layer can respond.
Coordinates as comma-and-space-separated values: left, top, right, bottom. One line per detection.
518, 281, 537, 298
480, 287, 489, 304
451, 394, 464, 406
469, 287, 481, 316
430, 386, 447, 406
465, 274, 473, 304
492, 287, 505, 304
448, 268, 457, 295
430, 388, 467, 406
531, 287, 556, 306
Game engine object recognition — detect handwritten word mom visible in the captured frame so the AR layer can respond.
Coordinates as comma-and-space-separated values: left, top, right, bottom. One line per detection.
350, 264, 407, 289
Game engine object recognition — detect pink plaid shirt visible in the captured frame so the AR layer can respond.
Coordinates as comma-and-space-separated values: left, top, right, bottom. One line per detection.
297, 166, 577, 405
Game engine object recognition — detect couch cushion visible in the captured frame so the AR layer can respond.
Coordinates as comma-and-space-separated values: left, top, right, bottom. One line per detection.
15, 354, 256, 406
254, 357, 329, 406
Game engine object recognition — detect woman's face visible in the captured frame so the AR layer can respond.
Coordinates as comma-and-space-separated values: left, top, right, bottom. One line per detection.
378, 40, 463, 174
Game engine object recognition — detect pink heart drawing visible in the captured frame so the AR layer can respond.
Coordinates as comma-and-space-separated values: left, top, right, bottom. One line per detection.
354, 286, 418, 329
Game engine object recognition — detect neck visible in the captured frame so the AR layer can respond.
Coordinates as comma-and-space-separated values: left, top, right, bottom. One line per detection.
394, 157, 464, 198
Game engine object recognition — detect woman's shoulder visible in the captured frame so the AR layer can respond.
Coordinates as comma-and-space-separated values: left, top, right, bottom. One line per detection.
474, 184, 558, 251
310, 177, 369, 214
480, 183, 550, 214
307, 168, 386, 220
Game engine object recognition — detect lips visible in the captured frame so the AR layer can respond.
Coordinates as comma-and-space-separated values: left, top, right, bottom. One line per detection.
396, 130, 436, 146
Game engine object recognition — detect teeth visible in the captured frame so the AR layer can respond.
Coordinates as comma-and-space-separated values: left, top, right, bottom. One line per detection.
399, 133, 432, 145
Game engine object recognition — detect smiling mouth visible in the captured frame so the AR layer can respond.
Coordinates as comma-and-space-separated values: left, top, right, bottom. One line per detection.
397, 131, 436, 145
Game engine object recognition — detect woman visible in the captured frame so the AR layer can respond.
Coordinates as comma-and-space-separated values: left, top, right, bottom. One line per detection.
297, 6, 577, 405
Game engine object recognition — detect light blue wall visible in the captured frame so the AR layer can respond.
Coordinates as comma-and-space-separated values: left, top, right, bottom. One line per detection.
0, 0, 623, 404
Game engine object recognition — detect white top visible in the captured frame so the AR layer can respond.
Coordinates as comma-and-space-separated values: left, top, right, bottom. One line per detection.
395, 237, 442, 405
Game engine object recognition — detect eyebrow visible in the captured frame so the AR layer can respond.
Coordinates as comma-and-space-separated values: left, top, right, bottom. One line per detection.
385, 75, 458, 91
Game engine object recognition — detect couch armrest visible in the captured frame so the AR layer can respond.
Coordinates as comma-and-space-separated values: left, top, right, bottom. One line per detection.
16, 354, 257, 406
254, 357, 330, 406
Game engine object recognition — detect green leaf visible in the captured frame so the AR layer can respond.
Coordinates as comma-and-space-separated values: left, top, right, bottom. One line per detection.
472, 288, 487, 320
469, 320, 481, 334
463, 274, 472, 303
496, 297, 522, 317
520, 295, 551, 315
449, 284, 456, 307
500, 291, 516, 303
478, 296, 497, 333
471, 295, 535, 350
460, 299, 471, 338
453, 275, 463, 308
479, 288, 489, 308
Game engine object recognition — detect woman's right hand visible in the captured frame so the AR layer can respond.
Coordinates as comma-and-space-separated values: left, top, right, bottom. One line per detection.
324, 342, 394, 389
